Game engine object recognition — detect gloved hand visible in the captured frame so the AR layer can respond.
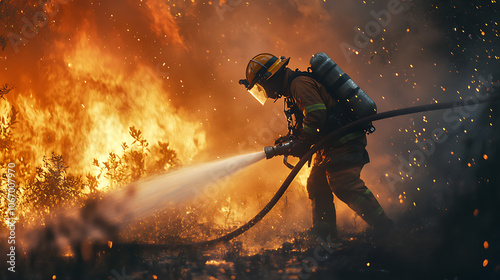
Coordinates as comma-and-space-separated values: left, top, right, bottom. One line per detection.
274, 135, 291, 145
288, 139, 311, 158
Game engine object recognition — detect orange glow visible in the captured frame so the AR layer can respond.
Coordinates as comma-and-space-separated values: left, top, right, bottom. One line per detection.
144, 0, 187, 48
484, 241, 489, 249
8, 32, 206, 194
483, 259, 488, 267
474, 209, 479, 217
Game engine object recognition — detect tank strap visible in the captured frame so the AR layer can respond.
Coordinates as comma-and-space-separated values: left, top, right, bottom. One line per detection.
329, 74, 349, 93
285, 69, 375, 135
285, 69, 316, 97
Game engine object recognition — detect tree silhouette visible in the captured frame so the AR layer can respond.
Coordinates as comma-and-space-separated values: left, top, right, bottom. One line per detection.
150, 140, 180, 173
23, 152, 85, 217
0, 84, 18, 224
0, 87, 17, 151
0, 83, 15, 99
96, 126, 180, 189
0, 83, 181, 231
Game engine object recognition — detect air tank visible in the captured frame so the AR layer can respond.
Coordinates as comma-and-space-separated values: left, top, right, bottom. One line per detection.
310, 52, 377, 119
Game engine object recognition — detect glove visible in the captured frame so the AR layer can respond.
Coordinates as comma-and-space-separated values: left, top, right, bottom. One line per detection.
274, 134, 291, 145
288, 140, 311, 158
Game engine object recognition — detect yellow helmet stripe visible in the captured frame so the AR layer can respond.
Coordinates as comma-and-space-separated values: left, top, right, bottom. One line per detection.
267, 57, 282, 74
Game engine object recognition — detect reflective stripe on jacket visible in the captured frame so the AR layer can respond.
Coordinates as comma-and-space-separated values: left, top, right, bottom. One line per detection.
285, 69, 362, 144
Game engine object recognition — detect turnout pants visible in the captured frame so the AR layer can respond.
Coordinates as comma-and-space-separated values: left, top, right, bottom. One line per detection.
306, 134, 391, 235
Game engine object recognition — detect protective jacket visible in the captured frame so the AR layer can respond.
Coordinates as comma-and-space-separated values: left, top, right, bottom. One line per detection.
284, 69, 365, 147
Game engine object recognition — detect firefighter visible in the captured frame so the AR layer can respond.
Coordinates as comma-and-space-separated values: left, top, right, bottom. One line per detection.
240, 53, 393, 239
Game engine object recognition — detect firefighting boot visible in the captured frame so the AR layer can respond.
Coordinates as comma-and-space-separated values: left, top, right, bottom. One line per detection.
307, 165, 338, 241
310, 196, 338, 241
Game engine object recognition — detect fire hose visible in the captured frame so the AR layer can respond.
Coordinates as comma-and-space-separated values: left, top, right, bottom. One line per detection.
112, 93, 499, 251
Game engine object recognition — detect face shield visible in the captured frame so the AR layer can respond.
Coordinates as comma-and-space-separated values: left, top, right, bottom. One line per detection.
248, 83, 269, 105
241, 54, 290, 105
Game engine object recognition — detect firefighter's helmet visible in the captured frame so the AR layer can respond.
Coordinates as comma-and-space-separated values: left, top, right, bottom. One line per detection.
239, 53, 290, 105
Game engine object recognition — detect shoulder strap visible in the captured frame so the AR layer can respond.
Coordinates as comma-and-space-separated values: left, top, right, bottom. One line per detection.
285, 69, 317, 97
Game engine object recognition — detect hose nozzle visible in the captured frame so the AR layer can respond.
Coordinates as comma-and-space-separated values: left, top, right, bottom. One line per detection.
264, 141, 293, 159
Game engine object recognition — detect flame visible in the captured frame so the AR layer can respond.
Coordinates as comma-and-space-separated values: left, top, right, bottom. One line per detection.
296, 165, 311, 189
13, 32, 205, 179
143, 0, 187, 49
